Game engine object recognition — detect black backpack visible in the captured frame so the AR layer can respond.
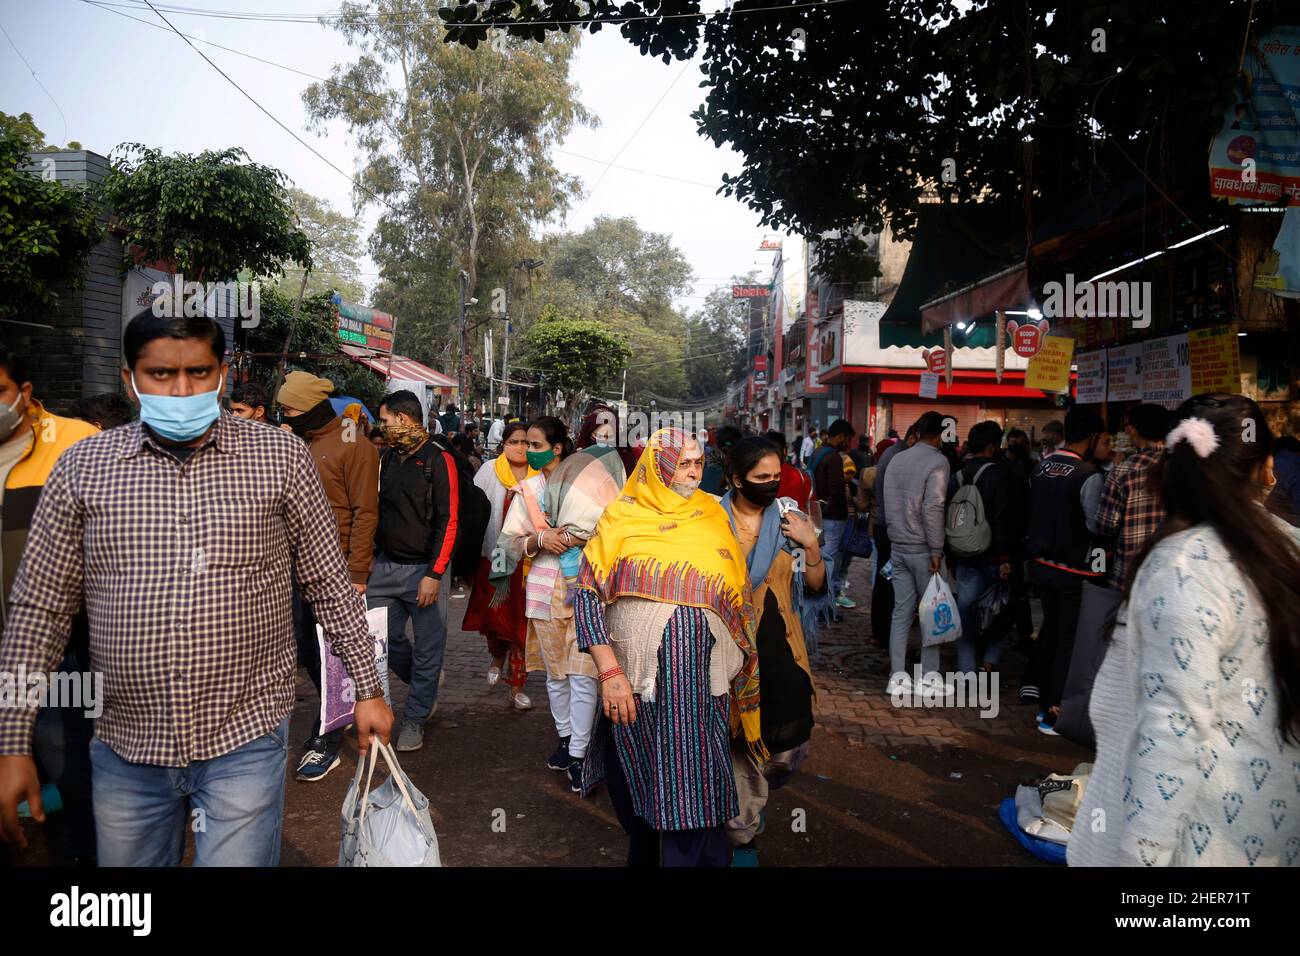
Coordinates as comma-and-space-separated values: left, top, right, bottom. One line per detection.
423, 436, 490, 579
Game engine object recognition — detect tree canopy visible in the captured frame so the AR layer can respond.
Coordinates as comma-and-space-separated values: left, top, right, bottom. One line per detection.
303, 0, 593, 367
101, 144, 312, 282
0, 117, 102, 320
273, 187, 367, 303
441, 1, 1262, 257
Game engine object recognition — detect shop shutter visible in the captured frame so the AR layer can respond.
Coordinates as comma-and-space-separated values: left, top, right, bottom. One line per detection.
890, 398, 980, 444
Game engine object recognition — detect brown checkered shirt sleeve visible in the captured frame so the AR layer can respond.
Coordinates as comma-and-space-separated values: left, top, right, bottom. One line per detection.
0, 415, 379, 765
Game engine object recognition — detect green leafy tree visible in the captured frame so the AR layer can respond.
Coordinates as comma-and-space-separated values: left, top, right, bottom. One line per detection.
522, 217, 694, 401
303, 0, 593, 365
0, 120, 102, 320
273, 187, 367, 303
685, 283, 749, 400
545, 215, 693, 319
101, 145, 312, 283
521, 312, 629, 403
0, 111, 82, 152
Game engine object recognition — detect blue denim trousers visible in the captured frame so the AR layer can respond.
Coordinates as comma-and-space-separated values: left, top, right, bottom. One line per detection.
821, 518, 847, 598
367, 552, 449, 722
954, 561, 1004, 673
89, 716, 290, 866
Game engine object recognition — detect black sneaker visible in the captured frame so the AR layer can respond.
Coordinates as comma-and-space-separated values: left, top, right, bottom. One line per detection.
568, 758, 584, 794
296, 744, 342, 782
547, 736, 572, 771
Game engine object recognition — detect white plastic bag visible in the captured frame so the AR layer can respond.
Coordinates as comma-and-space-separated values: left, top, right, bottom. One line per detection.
919, 572, 962, 647
339, 740, 441, 867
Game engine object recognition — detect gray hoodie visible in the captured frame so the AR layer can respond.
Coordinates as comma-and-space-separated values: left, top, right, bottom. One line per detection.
880, 441, 950, 556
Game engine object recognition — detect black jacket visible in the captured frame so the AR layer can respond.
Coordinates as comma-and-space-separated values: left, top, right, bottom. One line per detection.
375, 439, 460, 580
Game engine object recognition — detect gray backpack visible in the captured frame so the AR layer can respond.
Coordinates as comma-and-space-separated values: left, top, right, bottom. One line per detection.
945, 462, 994, 557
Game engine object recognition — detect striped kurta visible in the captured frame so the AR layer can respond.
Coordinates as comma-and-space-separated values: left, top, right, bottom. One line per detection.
575, 589, 739, 830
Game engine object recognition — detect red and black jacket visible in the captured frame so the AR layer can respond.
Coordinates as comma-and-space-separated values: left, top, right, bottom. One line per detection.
375, 439, 460, 580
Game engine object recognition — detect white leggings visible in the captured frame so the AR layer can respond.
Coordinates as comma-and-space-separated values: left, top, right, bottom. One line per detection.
546, 674, 599, 758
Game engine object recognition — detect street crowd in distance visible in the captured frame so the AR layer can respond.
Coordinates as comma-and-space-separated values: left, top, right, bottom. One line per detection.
1, 309, 1298, 868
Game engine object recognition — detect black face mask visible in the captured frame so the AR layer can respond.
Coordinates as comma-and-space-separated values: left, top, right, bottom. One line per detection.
737, 477, 781, 509
286, 398, 336, 438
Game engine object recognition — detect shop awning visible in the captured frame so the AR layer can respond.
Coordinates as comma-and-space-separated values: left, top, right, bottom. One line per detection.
919, 263, 1031, 334
341, 344, 457, 388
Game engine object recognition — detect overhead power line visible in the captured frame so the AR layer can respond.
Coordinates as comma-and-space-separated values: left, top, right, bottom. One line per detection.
0, 21, 70, 144
129, 0, 397, 213
81, 0, 724, 193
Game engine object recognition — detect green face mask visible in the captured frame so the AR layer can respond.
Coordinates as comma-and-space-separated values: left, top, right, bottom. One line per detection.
527, 448, 556, 470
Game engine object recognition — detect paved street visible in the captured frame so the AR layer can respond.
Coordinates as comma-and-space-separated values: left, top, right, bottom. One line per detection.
10, 560, 1090, 867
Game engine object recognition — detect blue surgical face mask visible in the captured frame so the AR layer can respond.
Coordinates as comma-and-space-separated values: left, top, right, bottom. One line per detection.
132, 372, 224, 442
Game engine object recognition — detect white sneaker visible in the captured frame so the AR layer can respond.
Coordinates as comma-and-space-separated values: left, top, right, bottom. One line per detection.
885, 673, 913, 696
487, 665, 501, 687
510, 691, 533, 711
918, 672, 953, 698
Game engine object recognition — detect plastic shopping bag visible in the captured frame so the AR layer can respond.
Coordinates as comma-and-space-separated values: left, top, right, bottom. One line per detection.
919, 572, 962, 647
339, 740, 441, 868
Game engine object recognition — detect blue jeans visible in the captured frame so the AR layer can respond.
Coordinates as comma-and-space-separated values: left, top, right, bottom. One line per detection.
821, 518, 847, 599
954, 562, 1004, 674
89, 717, 290, 866
368, 552, 448, 722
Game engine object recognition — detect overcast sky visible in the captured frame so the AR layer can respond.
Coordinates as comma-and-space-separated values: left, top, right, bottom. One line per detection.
1, 0, 782, 310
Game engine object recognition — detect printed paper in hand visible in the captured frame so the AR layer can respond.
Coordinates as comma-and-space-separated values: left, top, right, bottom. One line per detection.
318, 606, 390, 735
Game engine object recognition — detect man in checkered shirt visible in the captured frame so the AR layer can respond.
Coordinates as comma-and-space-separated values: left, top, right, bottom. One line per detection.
1096, 403, 1169, 589
0, 312, 393, 865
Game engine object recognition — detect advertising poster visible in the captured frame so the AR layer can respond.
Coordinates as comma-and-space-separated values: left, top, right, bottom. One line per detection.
1208, 29, 1300, 205
1141, 334, 1192, 409
1106, 343, 1143, 402
1187, 324, 1242, 394
317, 606, 391, 735
1024, 335, 1075, 393
1075, 349, 1108, 404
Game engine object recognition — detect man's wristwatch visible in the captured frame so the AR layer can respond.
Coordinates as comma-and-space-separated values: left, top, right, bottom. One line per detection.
355, 685, 384, 703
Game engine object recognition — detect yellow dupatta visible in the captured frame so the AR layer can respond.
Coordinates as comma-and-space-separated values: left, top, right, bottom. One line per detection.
496, 451, 537, 577
577, 427, 766, 761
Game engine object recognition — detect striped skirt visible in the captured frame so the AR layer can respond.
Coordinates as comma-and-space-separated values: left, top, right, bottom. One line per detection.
583, 605, 739, 830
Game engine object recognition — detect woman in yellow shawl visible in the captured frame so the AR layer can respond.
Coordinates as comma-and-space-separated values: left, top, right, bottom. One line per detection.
573, 427, 761, 867
463, 421, 535, 710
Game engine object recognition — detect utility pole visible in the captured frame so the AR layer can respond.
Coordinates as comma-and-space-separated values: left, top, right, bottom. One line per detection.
457, 269, 470, 407
501, 318, 511, 417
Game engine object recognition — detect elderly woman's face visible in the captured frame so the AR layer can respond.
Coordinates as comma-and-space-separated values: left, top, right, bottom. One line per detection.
670, 439, 705, 487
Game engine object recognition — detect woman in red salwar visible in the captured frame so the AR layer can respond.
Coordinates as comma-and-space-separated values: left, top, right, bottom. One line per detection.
463, 421, 536, 709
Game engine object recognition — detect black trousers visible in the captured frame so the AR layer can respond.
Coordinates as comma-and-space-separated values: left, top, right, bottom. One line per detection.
870, 528, 894, 646
1031, 563, 1087, 715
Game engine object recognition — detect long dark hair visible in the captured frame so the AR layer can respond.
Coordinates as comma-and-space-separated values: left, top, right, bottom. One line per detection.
1125, 393, 1300, 743
725, 436, 780, 489
529, 415, 574, 459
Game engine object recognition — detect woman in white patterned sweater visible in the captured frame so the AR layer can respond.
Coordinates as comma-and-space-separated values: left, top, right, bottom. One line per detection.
1071, 394, 1300, 867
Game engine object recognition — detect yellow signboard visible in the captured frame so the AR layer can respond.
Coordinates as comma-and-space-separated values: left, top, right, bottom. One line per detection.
1188, 323, 1241, 395
1024, 335, 1075, 394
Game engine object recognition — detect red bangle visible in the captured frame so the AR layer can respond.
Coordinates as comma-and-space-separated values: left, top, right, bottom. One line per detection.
598, 667, 624, 682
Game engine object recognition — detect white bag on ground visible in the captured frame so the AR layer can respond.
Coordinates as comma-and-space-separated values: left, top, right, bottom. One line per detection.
339, 740, 441, 867
919, 572, 962, 647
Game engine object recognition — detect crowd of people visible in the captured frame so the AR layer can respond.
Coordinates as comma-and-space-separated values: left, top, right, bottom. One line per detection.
0, 309, 1297, 868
